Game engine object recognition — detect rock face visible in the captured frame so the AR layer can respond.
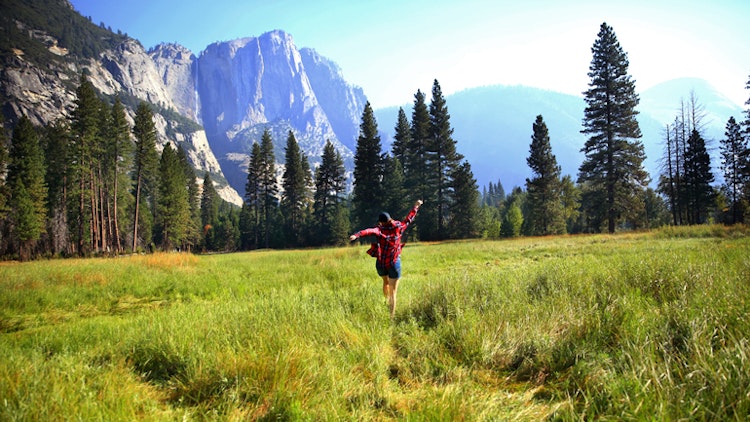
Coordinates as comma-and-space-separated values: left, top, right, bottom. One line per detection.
197, 33, 323, 143
192, 30, 364, 193
93, 39, 177, 109
149, 43, 198, 121
1, 54, 76, 127
299, 47, 368, 153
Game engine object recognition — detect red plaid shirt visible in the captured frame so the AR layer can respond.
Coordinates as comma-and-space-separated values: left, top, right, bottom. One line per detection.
354, 206, 419, 269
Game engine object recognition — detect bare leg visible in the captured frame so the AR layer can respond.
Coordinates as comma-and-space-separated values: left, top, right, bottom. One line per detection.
387, 277, 400, 318
381, 275, 390, 299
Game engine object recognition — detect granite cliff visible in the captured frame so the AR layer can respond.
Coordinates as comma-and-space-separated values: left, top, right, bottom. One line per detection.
188, 31, 364, 191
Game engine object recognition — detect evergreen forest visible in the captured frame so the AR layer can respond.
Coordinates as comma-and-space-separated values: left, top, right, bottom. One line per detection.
1, 23, 750, 260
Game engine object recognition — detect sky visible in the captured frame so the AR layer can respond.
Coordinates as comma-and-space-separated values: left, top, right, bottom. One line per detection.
69, 0, 750, 109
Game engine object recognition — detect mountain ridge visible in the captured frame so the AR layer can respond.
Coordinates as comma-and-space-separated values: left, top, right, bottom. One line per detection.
2, 0, 745, 202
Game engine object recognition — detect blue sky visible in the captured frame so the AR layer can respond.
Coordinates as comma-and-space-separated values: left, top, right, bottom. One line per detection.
70, 0, 750, 109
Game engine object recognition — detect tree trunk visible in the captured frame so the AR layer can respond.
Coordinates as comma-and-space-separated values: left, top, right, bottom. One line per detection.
78, 165, 85, 256
133, 174, 141, 253
89, 168, 99, 253
98, 164, 108, 253
113, 170, 121, 253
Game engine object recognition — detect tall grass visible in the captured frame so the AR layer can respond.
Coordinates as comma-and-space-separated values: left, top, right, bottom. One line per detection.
1, 227, 749, 420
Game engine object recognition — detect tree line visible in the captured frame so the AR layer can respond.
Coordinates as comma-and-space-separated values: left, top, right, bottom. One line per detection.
1, 22, 749, 260
240, 78, 481, 250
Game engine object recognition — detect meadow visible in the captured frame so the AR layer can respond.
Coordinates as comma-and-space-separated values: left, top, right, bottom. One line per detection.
1, 225, 749, 421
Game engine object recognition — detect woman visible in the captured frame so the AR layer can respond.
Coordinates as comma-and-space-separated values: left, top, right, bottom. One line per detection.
350, 199, 423, 318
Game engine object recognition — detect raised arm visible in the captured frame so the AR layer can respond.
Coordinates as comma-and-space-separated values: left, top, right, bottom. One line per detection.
401, 199, 424, 226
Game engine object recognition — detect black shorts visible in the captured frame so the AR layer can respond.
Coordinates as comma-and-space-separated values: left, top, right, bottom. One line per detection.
376, 257, 401, 279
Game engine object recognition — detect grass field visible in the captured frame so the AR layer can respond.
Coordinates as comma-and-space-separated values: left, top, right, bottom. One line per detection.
2, 225, 750, 420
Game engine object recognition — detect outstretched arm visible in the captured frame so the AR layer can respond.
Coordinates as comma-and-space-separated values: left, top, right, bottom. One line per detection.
402, 199, 424, 226
350, 227, 380, 242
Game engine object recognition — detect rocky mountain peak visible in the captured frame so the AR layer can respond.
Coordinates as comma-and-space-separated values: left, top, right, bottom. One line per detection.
91, 38, 177, 110
149, 43, 195, 60
192, 30, 364, 193
149, 43, 197, 120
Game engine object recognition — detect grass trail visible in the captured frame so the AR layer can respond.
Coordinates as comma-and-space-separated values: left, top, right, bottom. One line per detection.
1, 227, 749, 420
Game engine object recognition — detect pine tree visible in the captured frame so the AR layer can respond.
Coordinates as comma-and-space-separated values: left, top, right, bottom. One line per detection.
683, 129, 714, 224
108, 97, 133, 253
477, 204, 501, 239
351, 102, 385, 231
389, 107, 412, 221
238, 202, 255, 250
215, 202, 240, 252
131, 101, 159, 252
42, 120, 71, 255
657, 94, 706, 227
720, 116, 748, 223
313, 140, 347, 245
450, 160, 479, 238
409, 90, 431, 239
200, 172, 219, 250
281, 131, 312, 246
428, 79, 463, 240
156, 143, 191, 250
244, 142, 263, 249
258, 129, 278, 248
500, 188, 526, 237
483, 180, 505, 207
299, 153, 313, 244
244, 129, 278, 249
176, 145, 201, 250
642, 187, 670, 229
70, 74, 100, 255
7, 116, 47, 260
91, 98, 110, 253
391, 107, 411, 166
525, 115, 564, 235
382, 155, 408, 220
579, 23, 649, 233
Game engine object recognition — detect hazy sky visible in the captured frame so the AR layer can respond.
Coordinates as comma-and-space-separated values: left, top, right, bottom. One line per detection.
70, 0, 750, 109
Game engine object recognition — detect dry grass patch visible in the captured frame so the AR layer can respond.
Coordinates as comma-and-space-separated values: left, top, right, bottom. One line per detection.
131, 252, 200, 269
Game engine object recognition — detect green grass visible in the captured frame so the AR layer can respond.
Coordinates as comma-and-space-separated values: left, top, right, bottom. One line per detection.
2, 226, 750, 420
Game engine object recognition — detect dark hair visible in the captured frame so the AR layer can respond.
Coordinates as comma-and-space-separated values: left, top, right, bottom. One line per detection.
378, 212, 391, 223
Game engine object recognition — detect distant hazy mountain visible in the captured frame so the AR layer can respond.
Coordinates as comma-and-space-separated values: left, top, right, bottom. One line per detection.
640, 78, 744, 126
375, 86, 586, 190
375, 80, 744, 190
640, 77, 745, 183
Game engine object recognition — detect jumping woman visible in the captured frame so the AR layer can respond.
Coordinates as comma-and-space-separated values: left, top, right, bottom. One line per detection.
349, 199, 423, 318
